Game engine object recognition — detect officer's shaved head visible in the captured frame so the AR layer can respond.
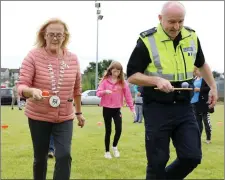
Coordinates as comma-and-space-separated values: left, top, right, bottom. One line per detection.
158, 1, 186, 40
161, 1, 186, 16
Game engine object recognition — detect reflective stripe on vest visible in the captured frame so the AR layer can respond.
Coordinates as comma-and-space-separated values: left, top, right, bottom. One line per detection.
144, 71, 193, 80
148, 35, 162, 73
144, 35, 195, 81
144, 71, 174, 80
190, 39, 197, 61
178, 72, 193, 80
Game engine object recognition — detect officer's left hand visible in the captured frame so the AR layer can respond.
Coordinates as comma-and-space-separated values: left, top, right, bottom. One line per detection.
208, 89, 218, 109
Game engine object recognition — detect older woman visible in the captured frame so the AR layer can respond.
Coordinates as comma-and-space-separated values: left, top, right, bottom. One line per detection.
17, 18, 85, 180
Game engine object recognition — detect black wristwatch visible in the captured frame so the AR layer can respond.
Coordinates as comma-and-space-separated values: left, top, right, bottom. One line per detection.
75, 112, 82, 115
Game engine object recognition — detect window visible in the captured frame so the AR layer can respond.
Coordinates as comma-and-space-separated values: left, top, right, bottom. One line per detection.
1, 89, 12, 96
219, 83, 224, 91
88, 91, 96, 96
217, 81, 224, 91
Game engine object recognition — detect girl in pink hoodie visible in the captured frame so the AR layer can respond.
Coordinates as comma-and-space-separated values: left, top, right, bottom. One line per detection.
97, 61, 136, 159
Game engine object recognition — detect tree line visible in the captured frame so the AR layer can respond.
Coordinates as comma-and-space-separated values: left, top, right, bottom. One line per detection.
82, 59, 113, 91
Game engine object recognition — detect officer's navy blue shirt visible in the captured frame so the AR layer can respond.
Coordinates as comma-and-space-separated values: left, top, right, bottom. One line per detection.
127, 32, 205, 78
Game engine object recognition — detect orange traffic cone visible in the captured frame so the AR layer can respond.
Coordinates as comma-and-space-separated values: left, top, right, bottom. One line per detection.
97, 122, 103, 126
217, 121, 223, 126
1, 124, 8, 129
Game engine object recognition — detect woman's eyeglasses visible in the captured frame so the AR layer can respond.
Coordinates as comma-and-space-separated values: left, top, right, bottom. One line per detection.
46, 33, 64, 40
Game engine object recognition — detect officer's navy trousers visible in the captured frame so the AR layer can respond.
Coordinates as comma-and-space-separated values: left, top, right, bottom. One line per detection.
143, 102, 202, 180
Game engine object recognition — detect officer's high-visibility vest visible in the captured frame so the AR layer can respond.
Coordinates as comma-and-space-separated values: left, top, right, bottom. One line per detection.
140, 24, 198, 82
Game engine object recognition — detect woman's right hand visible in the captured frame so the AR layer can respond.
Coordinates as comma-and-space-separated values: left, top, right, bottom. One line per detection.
31, 88, 43, 100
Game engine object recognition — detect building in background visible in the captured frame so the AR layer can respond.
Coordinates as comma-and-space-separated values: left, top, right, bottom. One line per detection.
1, 68, 20, 87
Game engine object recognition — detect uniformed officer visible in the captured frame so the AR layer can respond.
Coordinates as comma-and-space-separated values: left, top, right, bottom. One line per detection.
127, 1, 218, 179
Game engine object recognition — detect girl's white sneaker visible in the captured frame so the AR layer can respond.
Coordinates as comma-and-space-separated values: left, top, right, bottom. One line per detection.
112, 146, 120, 158
104, 152, 112, 159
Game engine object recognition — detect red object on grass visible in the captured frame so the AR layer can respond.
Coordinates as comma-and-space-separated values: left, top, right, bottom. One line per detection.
97, 122, 103, 126
217, 122, 223, 126
1, 124, 8, 129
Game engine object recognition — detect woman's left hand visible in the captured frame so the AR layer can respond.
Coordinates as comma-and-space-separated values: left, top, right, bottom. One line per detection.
76, 114, 85, 128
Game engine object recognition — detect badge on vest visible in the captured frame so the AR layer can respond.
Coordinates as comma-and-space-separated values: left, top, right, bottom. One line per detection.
183, 47, 194, 56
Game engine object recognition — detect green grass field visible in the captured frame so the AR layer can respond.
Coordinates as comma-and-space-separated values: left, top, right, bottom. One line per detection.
1, 104, 224, 179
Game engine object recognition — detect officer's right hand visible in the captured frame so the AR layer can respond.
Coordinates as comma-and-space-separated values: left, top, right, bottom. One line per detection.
156, 78, 174, 93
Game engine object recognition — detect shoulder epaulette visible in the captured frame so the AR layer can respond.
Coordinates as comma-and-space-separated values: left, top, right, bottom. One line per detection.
184, 26, 195, 32
140, 27, 157, 38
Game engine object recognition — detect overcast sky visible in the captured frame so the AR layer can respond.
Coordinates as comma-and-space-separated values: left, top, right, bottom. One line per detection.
1, 1, 224, 73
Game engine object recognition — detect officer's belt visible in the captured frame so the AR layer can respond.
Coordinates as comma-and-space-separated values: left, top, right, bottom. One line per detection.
143, 87, 193, 104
